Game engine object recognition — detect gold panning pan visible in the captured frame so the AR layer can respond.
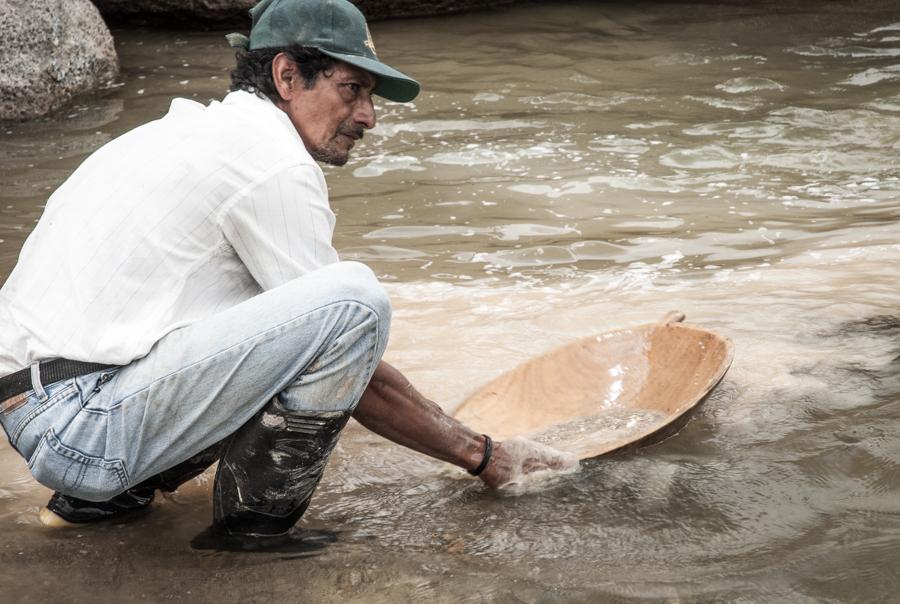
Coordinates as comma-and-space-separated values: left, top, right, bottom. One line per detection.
453, 312, 733, 460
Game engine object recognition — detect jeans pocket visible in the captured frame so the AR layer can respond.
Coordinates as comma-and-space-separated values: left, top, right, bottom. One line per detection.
28, 429, 128, 501
6, 382, 77, 459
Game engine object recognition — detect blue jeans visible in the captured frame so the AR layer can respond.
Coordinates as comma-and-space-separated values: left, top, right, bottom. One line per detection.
0, 261, 390, 502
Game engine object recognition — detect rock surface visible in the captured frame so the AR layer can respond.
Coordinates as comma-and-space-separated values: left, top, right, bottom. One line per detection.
91, 0, 526, 25
92, 0, 256, 24
355, 0, 524, 21
0, 0, 119, 121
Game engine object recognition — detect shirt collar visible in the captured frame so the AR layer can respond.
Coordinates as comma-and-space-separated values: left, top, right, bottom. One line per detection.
222, 90, 300, 140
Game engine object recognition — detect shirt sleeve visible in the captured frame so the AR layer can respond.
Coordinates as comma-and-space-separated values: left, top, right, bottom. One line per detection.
220, 163, 339, 291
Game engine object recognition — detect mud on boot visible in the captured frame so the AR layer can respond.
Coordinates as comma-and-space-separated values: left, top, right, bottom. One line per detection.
192, 401, 350, 550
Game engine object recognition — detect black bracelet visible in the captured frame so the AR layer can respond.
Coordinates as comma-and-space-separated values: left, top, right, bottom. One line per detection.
468, 434, 493, 476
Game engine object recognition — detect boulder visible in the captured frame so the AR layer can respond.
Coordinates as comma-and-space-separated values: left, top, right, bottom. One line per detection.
90, 0, 525, 25
91, 0, 256, 25
0, 0, 119, 121
354, 0, 524, 21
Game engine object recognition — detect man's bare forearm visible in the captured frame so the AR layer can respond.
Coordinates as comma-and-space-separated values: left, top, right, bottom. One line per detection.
352, 361, 487, 472
353, 361, 578, 488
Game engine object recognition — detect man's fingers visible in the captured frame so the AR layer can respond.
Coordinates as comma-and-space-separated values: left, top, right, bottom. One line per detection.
521, 451, 577, 474
482, 437, 580, 488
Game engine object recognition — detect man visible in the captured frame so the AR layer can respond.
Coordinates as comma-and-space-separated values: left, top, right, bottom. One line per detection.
0, 0, 574, 549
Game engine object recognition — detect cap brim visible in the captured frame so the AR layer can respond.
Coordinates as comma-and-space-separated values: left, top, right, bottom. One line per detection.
319, 50, 420, 103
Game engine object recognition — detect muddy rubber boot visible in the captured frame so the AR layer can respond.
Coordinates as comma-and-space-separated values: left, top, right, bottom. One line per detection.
191, 401, 350, 551
42, 487, 157, 527
142, 440, 228, 493
41, 441, 226, 527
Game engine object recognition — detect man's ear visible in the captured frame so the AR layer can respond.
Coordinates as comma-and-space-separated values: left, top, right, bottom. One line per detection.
272, 53, 298, 102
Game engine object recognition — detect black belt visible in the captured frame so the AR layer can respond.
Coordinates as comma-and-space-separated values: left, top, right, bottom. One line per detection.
0, 359, 116, 402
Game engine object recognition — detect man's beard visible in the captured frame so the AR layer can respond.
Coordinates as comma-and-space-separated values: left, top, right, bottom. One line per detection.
310, 124, 364, 167
309, 146, 349, 166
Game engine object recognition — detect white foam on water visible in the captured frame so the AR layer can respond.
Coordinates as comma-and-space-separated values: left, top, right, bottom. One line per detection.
656, 52, 713, 66
660, 250, 685, 267
569, 73, 600, 84
352, 155, 425, 178
428, 148, 519, 166
757, 149, 896, 175
371, 118, 540, 138
365, 225, 487, 240
615, 217, 685, 229
520, 92, 652, 110
425, 141, 567, 168
507, 181, 593, 198
684, 95, 762, 112
589, 136, 650, 155
339, 245, 430, 261
841, 65, 900, 86
871, 22, 900, 33
683, 121, 785, 139
865, 100, 900, 112
788, 44, 900, 58
570, 240, 626, 260
470, 245, 579, 268
508, 173, 678, 198
720, 54, 769, 63
715, 77, 785, 94
660, 145, 741, 170
625, 120, 678, 130
493, 223, 579, 241
364, 223, 579, 242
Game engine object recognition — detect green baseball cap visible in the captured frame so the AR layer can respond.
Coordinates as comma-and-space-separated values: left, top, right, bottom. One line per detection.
226, 0, 420, 103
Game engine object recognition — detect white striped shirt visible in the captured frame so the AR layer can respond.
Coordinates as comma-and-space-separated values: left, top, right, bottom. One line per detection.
0, 90, 339, 375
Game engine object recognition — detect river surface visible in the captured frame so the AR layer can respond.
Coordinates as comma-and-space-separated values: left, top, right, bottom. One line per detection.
2, 0, 900, 601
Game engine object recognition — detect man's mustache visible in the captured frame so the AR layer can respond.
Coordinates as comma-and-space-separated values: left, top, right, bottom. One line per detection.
339, 126, 365, 141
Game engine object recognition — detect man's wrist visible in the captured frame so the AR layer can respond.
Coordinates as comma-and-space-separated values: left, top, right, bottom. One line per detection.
468, 434, 493, 476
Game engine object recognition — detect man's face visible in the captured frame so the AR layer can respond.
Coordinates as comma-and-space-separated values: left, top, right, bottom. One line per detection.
277, 59, 377, 166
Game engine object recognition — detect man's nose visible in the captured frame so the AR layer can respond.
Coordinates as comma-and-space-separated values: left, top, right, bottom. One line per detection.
356, 96, 376, 130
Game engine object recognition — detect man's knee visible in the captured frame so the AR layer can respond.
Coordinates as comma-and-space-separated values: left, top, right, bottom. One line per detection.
323, 261, 392, 330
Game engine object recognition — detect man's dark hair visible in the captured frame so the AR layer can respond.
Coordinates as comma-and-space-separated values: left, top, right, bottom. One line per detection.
230, 45, 336, 103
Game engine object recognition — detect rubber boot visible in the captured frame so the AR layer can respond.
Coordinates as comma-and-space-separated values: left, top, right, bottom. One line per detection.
42, 487, 157, 526
143, 440, 228, 492
192, 400, 350, 550
41, 441, 226, 526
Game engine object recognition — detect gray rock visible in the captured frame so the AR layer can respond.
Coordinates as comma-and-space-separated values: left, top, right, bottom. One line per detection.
354, 0, 524, 21
92, 0, 256, 24
0, 0, 119, 121
91, 0, 526, 25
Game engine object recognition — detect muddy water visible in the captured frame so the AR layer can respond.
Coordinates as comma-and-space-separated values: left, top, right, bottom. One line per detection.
3, 0, 900, 601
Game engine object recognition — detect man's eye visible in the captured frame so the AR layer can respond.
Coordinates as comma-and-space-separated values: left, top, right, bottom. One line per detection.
345, 83, 361, 95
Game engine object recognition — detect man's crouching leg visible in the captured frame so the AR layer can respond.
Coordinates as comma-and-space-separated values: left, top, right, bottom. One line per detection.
193, 262, 391, 551
38, 262, 389, 544
42, 441, 227, 526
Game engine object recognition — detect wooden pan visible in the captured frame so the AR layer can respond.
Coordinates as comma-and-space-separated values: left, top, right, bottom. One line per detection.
452, 312, 733, 460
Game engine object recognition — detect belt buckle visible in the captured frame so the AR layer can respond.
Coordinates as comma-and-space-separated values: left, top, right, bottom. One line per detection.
0, 392, 29, 415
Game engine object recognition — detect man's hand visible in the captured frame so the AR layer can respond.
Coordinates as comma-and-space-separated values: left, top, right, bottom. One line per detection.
353, 362, 579, 487
478, 437, 579, 489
